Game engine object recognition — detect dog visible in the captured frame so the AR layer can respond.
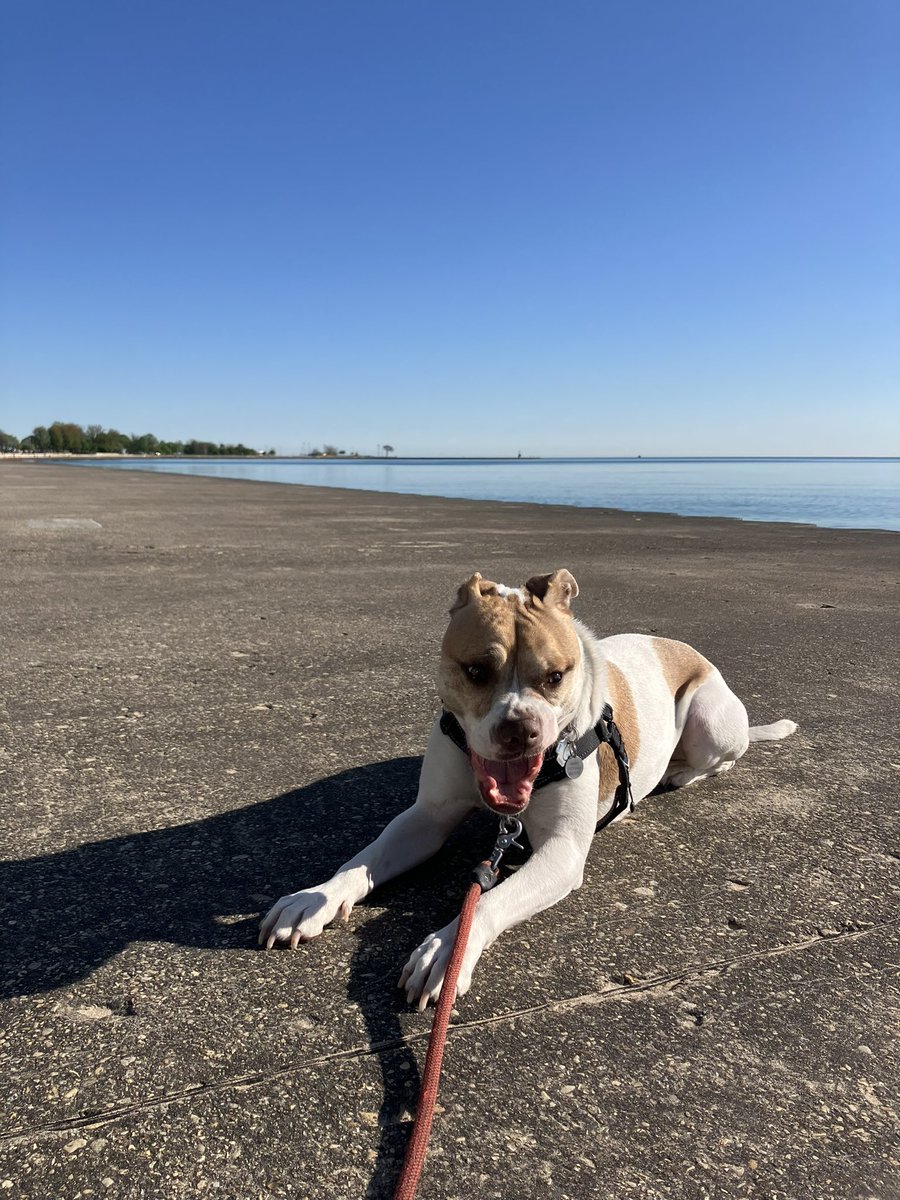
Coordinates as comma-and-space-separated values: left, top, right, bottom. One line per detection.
260, 569, 797, 1008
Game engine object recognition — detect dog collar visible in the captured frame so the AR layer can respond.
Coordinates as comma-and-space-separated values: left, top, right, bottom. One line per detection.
439, 706, 635, 831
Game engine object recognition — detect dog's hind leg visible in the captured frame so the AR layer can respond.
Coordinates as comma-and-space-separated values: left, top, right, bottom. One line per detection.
661, 757, 736, 789
662, 671, 750, 790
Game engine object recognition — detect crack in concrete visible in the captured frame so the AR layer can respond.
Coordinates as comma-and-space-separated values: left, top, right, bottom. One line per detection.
2, 917, 896, 1148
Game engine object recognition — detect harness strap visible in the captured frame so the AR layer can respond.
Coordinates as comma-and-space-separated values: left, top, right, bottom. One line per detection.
594, 704, 636, 830
439, 709, 469, 753
439, 705, 635, 831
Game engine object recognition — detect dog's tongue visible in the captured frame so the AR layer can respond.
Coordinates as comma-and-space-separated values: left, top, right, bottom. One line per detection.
469, 751, 544, 813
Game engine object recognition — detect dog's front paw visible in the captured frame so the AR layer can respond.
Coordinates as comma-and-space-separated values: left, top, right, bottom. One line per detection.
258, 885, 353, 950
398, 919, 483, 1011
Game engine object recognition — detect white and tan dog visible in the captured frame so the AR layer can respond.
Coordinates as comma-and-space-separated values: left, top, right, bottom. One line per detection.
260, 569, 796, 1008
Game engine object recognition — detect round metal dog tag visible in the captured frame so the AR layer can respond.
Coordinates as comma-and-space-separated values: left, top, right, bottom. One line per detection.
565, 755, 584, 779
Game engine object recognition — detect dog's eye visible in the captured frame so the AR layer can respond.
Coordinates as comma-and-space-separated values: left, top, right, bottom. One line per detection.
464, 663, 490, 685
546, 670, 564, 687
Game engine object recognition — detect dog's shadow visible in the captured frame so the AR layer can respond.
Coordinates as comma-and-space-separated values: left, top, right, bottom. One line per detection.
0, 757, 502, 1197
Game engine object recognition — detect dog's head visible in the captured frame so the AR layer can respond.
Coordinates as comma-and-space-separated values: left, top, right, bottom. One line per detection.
438, 568, 584, 815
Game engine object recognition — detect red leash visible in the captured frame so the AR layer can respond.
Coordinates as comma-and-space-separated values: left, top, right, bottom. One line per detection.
392, 816, 524, 1200
392, 879, 482, 1200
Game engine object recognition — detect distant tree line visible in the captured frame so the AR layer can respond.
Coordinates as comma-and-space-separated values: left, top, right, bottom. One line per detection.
0, 422, 270, 457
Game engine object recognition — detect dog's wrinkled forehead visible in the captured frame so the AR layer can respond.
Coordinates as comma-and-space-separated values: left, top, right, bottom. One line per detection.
441, 570, 579, 662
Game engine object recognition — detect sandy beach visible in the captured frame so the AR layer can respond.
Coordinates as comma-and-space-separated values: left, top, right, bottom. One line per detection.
1, 461, 897, 1199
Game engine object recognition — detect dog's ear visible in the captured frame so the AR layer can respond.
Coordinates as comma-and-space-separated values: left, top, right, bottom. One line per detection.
450, 572, 485, 613
524, 569, 579, 611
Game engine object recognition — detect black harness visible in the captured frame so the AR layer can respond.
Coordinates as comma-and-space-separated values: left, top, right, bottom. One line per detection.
439, 704, 635, 832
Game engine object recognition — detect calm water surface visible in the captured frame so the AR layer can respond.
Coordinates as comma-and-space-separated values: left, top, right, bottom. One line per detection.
65, 457, 900, 531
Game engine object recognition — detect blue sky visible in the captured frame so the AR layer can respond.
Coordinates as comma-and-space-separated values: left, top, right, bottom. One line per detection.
2, 1, 898, 456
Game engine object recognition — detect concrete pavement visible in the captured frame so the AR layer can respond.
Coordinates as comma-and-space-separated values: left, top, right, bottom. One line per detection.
1, 461, 897, 1199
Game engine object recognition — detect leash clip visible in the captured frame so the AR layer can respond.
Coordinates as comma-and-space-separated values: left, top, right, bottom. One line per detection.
473, 816, 525, 892
488, 815, 524, 869
493, 815, 524, 854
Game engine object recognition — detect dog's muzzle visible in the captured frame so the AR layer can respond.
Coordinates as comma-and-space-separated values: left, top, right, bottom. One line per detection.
468, 750, 545, 815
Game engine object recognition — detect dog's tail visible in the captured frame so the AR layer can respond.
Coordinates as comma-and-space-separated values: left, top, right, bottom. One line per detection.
749, 719, 798, 743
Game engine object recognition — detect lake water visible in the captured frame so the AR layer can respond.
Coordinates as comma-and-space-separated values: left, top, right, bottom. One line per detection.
64, 457, 900, 532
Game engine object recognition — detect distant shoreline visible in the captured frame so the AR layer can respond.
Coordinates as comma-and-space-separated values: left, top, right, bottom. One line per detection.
2, 452, 897, 463
21, 451, 898, 532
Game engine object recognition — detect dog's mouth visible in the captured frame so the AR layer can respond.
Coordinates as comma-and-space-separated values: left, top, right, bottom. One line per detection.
469, 751, 544, 814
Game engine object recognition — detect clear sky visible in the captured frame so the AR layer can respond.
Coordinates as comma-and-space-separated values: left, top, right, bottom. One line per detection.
2, 1, 898, 456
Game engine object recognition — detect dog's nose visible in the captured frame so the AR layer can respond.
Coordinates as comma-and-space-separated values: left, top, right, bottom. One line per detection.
494, 716, 542, 756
